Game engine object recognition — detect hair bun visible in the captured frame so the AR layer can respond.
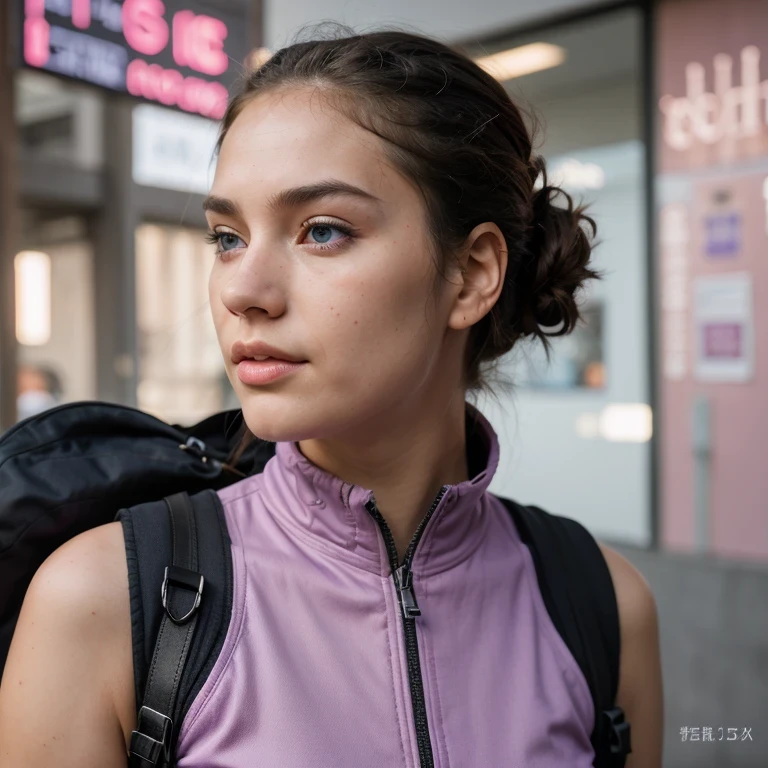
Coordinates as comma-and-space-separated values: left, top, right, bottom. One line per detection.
514, 156, 599, 342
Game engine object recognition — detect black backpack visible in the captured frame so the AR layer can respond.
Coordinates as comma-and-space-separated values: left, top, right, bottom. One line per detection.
0, 401, 631, 767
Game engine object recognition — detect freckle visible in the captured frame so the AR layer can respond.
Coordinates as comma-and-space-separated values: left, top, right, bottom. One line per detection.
91, 611, 97, 615
354, 320, 358, 324
18, 680, 22, 685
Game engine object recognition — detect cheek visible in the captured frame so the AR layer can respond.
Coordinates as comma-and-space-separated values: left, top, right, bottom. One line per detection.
208, 267, 229, 338
311, 255, 435, 371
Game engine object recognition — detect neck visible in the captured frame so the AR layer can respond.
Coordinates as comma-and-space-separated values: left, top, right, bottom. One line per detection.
297, 391, 470, 563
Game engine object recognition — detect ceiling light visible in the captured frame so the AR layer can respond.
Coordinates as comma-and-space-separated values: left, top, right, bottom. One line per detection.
475, 42, 566, 82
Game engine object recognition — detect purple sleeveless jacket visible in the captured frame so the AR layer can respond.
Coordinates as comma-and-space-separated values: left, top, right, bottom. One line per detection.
175, 404, 595, 767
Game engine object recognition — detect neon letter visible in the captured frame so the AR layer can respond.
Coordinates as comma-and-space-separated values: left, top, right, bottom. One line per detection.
24, 0, 50, 68
123, 0, 169, 56
126, 58, 149, 96
24, 18, 50, 67
157, 68, 183, 106
71, 0, 92, 30
172, 10, 194, 67
172, 11, 228, 76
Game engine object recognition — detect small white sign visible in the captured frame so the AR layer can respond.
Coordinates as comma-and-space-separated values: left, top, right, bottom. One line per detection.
132, 104, 219, 195
693, 272, 754, 382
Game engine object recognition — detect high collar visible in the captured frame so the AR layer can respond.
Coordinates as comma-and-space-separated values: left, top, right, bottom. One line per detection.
258, 402, 501, 578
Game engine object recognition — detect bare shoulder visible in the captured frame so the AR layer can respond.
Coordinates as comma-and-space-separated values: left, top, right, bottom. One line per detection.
0, 522, 135, 767
597, 543, 658, 633
597, 543, 664, 768
16, 521, 132, 658
28, 521, 129, 613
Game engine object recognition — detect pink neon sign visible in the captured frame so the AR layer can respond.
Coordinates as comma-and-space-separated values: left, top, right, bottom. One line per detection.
121, 0, 229, 76
22, 0, 240, 121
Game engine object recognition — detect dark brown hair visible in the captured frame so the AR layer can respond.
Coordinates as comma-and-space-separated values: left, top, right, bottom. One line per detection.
219, 24, 599, 456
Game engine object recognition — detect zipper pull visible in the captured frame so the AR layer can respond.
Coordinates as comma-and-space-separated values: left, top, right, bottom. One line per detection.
395, 565, 421, 619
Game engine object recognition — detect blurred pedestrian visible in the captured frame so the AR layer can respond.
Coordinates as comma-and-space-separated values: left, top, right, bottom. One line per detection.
16, 363, 63, 422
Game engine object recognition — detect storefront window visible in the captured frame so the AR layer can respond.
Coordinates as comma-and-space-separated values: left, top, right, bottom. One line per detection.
135, 223, 232, 426
466, 7, 651, 545
520, 301, 605, 390
15, 212, 97, 420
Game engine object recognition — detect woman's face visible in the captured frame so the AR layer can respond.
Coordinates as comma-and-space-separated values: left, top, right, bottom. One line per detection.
207, 87, 465, 443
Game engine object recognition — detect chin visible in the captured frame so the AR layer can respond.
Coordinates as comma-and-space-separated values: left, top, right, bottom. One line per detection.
235, 376, 394, 444
239, 397, 324, 444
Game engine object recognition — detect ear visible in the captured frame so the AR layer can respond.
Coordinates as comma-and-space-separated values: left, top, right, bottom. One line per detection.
447, 223, 508, 331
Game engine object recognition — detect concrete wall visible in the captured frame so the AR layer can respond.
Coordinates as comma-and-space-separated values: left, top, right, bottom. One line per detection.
615, 544, 768, 767
265, 0, 612, 48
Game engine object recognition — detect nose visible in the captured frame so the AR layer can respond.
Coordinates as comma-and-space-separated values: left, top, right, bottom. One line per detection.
219, 244, 287, 319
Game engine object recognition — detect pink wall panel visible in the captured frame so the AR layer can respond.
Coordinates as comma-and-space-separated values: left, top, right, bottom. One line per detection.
658, 0, 768, 561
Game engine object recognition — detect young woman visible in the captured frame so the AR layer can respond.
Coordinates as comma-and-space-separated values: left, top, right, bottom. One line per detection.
0, 27, 663, 768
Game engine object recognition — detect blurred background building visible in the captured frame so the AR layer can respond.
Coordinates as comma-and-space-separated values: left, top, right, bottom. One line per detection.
0, 0, 766, 764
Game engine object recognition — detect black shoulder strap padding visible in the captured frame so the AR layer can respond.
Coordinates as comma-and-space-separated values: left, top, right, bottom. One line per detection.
117, 489, 233, 767
496, 496, 631, 768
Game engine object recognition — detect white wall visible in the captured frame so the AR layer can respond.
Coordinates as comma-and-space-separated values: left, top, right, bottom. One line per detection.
265, 0, 613, 48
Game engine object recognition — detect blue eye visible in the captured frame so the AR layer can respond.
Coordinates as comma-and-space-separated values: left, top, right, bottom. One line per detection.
305, 223, 353, 249
308, 225, 340, 244
205, 230, 246, 255
218, 232, 245, 251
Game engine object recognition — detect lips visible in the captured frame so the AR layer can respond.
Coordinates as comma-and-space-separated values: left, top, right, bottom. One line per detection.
231, 340, 306, 365
236, 357, 306, 386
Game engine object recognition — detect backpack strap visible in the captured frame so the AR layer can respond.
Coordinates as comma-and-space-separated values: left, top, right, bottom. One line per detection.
496, 496, 632, 768
117, 489, 233, 767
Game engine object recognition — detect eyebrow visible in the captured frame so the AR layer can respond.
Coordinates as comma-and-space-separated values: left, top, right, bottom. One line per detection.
202, 180, 381, 218
202, 195, 243, 217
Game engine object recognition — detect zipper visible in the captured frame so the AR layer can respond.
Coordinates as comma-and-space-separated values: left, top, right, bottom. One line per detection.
365, 484, 449, 768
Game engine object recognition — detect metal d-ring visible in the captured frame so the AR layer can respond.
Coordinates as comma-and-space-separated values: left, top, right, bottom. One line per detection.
161, 566, 204, 624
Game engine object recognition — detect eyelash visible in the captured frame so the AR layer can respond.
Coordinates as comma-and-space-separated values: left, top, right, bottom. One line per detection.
205, 219, 356, 259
